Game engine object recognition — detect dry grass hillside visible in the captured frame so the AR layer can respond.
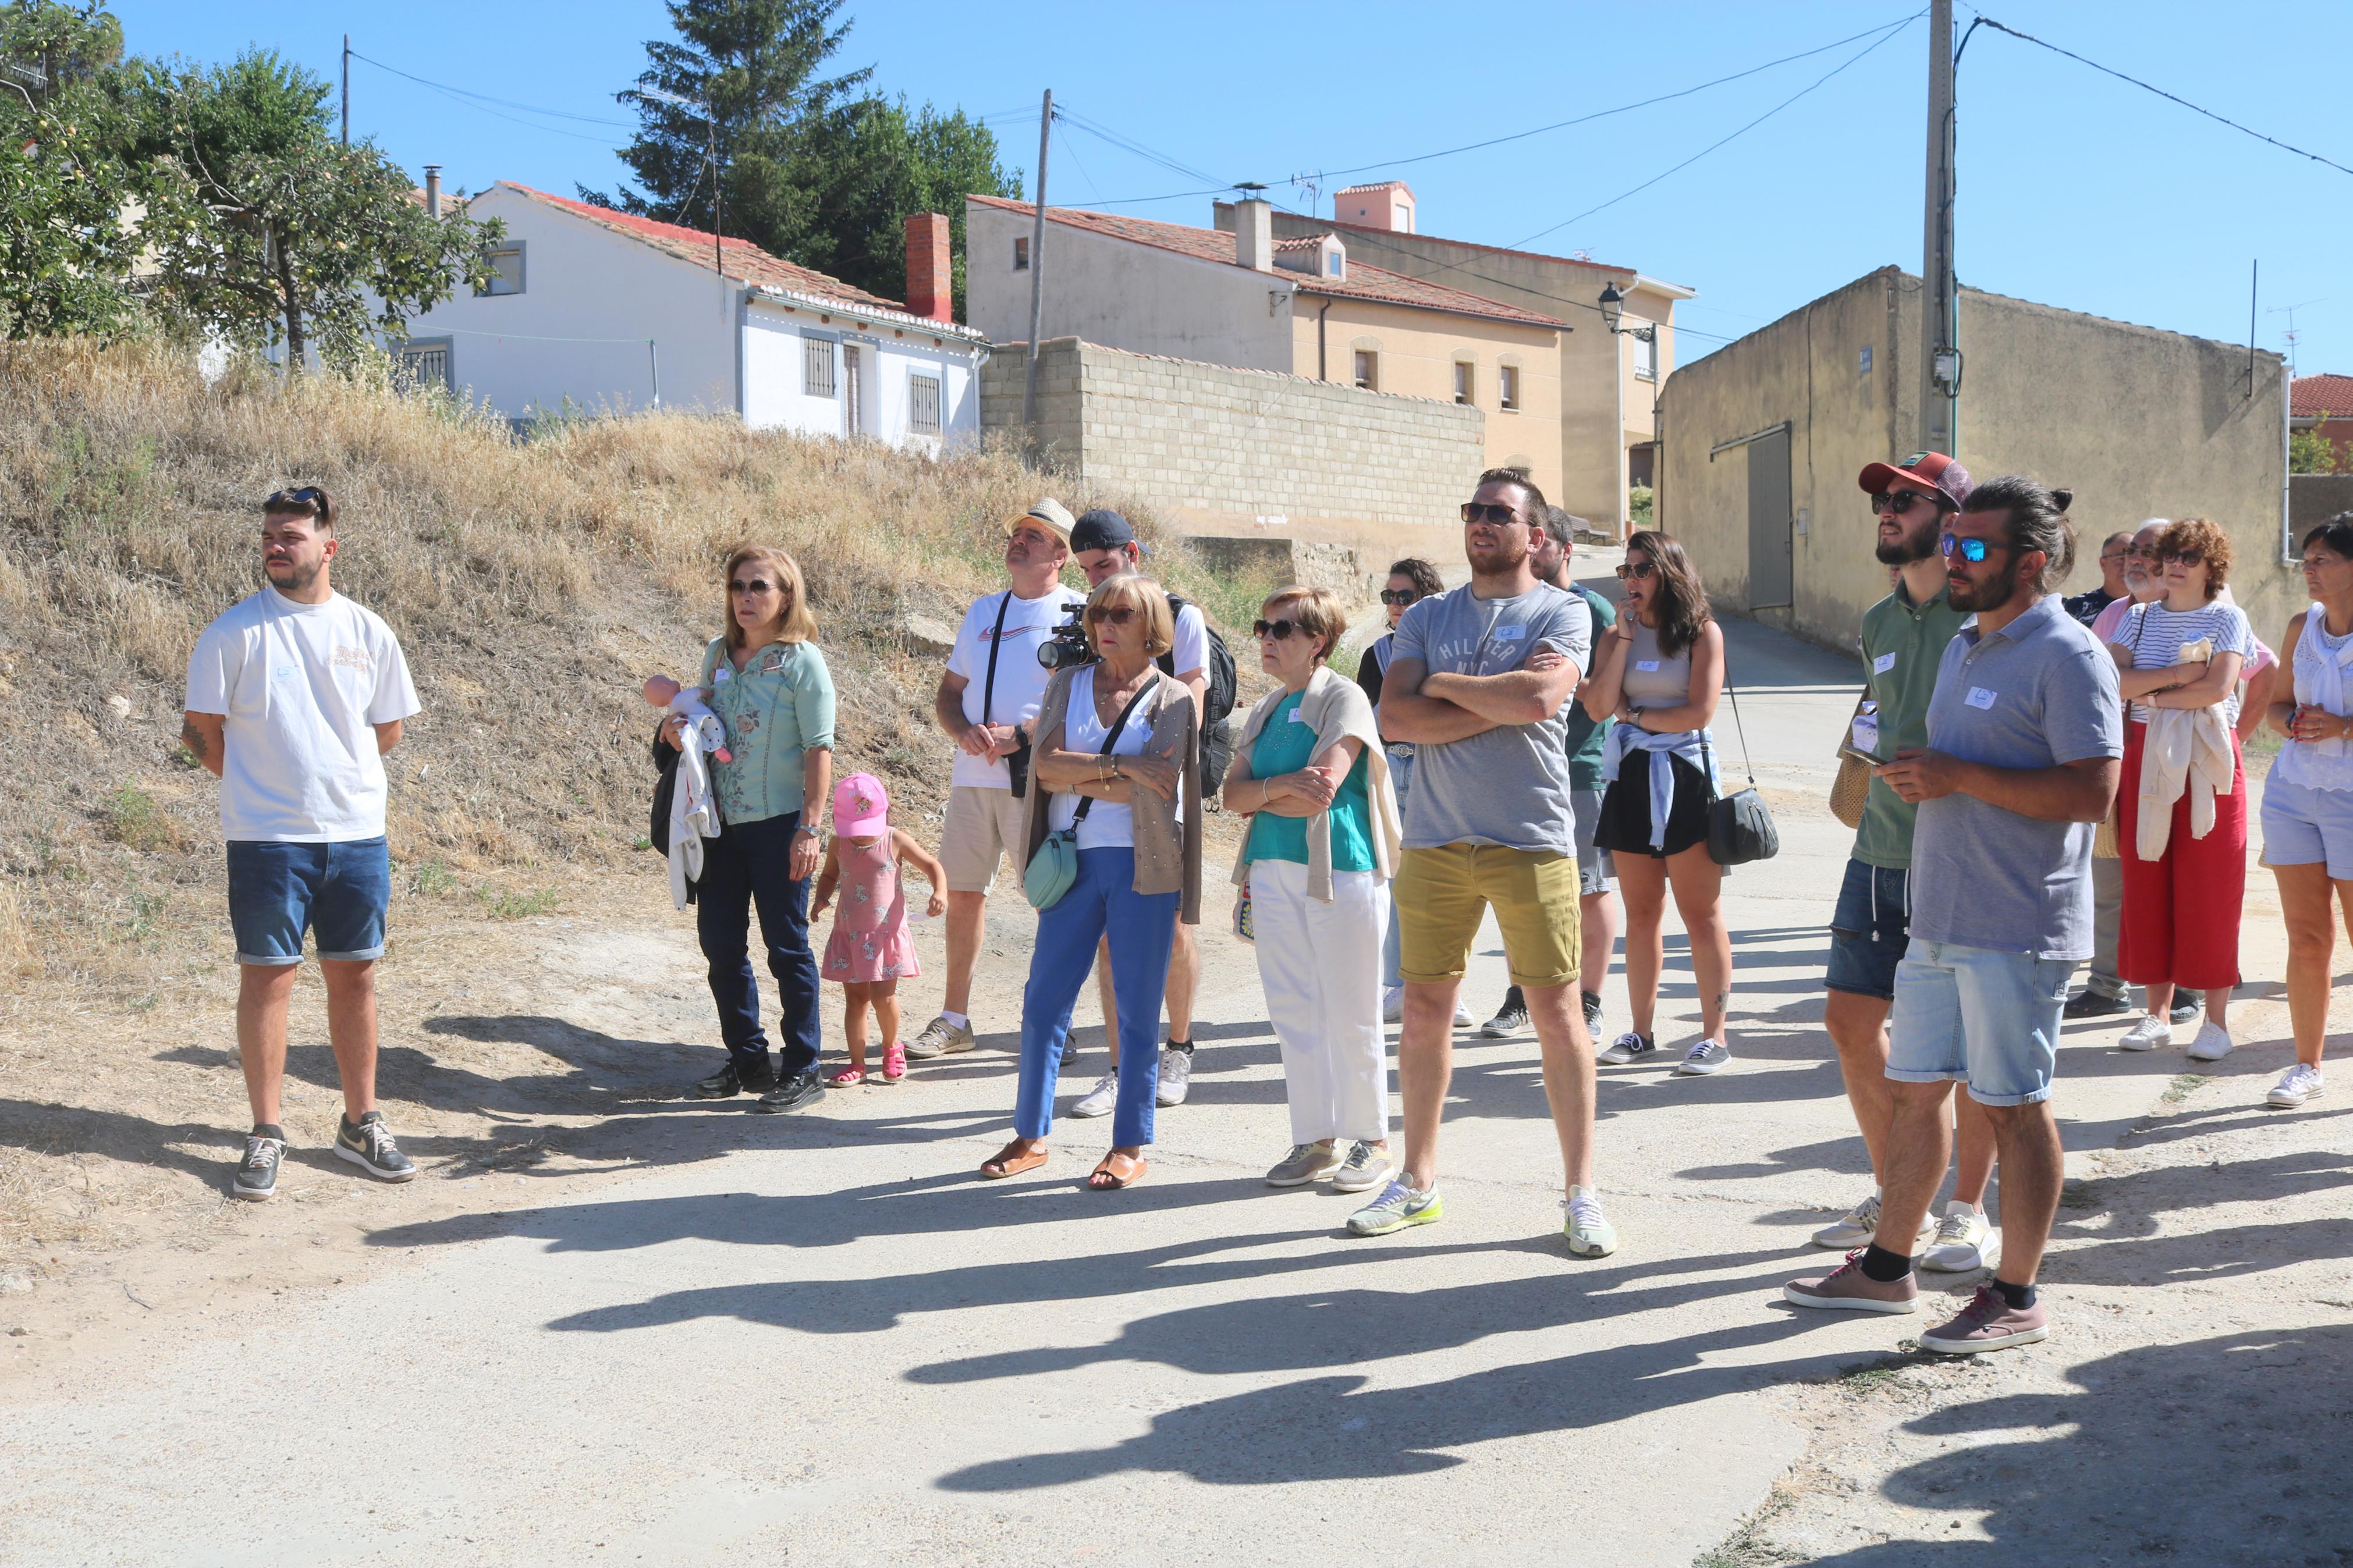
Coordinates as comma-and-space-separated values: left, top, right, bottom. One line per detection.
0, 340, 1270, 1021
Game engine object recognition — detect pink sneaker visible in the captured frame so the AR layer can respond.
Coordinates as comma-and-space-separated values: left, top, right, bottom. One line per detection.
876, 1042, 907, 1083
1783, 1250, 1919, 1314
1920, 1283, 2049, 1354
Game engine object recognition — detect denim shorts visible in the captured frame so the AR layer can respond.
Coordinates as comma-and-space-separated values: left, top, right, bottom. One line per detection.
1570, 788, 1616, 895
1886, 938, 2074, 1106
2261, 771, 2353, 881
1826, 860, 1910, 1001
226, 837, 391, 965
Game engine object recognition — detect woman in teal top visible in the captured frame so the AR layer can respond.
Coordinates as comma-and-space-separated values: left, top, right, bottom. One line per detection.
664, 545, 836, 1113
1225, 587, 1402, 1197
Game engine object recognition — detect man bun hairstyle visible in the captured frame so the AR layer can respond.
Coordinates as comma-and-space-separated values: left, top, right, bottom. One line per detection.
1475, 466, 1547, 520
1961, 475, 2077, 594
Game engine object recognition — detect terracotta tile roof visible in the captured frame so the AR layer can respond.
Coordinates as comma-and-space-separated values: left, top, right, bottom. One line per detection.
1273, 233, 1332, 252
1314, 214, 1642, 280
498, 182, 903, 312
970, 195, 1565, 330
2294, 374, 2353, 419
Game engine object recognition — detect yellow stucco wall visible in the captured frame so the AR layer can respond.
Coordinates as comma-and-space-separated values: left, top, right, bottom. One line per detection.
1290, 296, 1561, 510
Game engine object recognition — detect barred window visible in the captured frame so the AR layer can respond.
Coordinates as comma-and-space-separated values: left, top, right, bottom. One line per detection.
396, 344, 448, 392
910, 373, 942, 435
804, 335, 835, 397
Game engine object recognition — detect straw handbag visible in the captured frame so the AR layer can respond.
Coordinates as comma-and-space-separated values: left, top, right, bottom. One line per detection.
1830, 693, 1873, 829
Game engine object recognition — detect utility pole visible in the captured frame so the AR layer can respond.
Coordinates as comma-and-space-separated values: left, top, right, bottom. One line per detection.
340, 35, 350, 146
1920, 0, 1957, 454
1020, 88, 1052, 447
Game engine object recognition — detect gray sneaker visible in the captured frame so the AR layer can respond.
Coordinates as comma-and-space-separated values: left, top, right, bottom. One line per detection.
1598, 1030, 1656, 1065
906, 1015, 975, 1060
1346, 1178, 1442, 1236
1266, 1142, 1342, 1187
1330, 1141, 1392, 1193
1069, 1071, 1119, 1119
1155, 1046, 1192, 1107
231, 1129, 285, 1201
1674, 1039, 1731, 1076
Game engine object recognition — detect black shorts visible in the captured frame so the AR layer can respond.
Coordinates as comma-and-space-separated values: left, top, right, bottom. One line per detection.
1593, 755, 1712, 859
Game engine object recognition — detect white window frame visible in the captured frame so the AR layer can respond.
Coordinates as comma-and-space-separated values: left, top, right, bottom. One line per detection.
476, 244, 526, 297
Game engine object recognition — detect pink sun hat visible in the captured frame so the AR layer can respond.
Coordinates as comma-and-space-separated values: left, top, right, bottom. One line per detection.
832, 772, 890, 837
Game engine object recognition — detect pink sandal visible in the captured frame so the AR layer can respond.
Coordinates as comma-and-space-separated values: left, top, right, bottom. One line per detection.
828, 1066, 865, 1086
876, 1043, 907, 1083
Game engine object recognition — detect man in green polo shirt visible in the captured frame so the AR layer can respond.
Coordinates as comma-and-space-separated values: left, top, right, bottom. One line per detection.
1814, 452, 1999, 1275
1479, 506, 1621, 1041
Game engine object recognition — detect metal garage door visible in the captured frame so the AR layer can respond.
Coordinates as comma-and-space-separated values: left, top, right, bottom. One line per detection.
1747, 425, 1793, 609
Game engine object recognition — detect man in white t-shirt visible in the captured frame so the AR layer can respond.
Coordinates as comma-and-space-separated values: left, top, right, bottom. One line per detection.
181, 487, 423, 1203
1066, 509, 1213, 1115
908, 499, 1086, 1060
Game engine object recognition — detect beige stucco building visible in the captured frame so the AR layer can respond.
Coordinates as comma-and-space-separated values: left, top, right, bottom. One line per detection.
1660, 266, 2294, 652
964, 193, 1564, 507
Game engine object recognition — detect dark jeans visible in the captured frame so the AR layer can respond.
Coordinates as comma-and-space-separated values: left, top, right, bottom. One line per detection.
697, 812, 821, 1078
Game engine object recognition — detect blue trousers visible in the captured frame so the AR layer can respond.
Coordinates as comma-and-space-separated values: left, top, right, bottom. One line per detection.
1016, 848, 1180, 1147
696, 812, 822, 1078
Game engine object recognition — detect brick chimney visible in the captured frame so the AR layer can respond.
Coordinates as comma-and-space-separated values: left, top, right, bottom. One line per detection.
904, 212, 953, 322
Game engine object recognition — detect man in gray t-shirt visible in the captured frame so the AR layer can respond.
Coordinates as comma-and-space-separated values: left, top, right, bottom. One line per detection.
1347, 468, 1613, 1258
1785, 475, 2121, 1359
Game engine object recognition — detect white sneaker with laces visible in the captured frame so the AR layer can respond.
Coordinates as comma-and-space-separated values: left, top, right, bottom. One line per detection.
2185, 1021, 2234, 1062
1920, 1200, 1996, 1272
1811, 1192, 1937, 1250
1155, 1047, 1193, 1107
1069, 1071, 1119, 1118
1381, 986, 1404, 1024
2117, 1014, 2171, 1052
2268, 1062, 2326, 1108
1452, 1001, 1475, 1029
1561, 1186, 1617, 1257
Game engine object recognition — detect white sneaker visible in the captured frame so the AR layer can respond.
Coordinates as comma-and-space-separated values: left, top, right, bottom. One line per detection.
1155, 1046, 1192, 1107
2185, 1021, 2234, 1062
1920, 1200, 1996, 1273
1381, 986, 1404, 1023
1561, 1186, 1617, 1257
1452, 1001, 1475, 1029
1330, 1140, 1392, 1193
2117, 1014, 2172, 1052
2268, 1063, 2326, 1108
1069, 1071, 1119, 1118
1811, 1192, 1935, 1250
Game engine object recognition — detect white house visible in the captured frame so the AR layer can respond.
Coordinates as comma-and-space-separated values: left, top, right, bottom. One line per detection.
388, 182, 989, 452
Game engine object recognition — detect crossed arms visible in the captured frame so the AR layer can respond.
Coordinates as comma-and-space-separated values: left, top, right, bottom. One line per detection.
1377, 648, 1582, 744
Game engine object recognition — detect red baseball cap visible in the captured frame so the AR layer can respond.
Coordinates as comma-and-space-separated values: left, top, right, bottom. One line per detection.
1857, 451, 1972, 510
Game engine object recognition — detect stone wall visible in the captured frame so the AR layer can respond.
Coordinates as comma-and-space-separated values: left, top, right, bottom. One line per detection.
980, 337, 1485, 531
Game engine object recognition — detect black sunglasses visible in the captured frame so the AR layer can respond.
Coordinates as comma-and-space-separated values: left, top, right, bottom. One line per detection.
1379, 589, 1421, 606
1252, 618, 1304, 641
1461, 501, 1524, 525
264, 486, 329, 521
729, 577, 787, 595
2159, 548, 2205, 566
1871, 489, 1944, 517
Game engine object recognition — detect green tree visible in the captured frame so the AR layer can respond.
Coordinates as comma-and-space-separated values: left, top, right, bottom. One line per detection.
128, 49, 501, 368
0, 1, 161, 339
585, 0, 1016, 312
2292, 414, 2340, 476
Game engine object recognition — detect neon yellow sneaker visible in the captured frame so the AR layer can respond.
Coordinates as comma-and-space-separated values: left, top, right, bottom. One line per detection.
1347, 1178, 1442, 1236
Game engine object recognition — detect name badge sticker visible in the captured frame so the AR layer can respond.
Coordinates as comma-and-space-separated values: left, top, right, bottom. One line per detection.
1635, 660, 1661, 673
1873, 652, 1898, 674
1966, 687, 1997, 710
712, 667, 732, 684
1492, 625, 1525, 641
1287, 708, 1306, 723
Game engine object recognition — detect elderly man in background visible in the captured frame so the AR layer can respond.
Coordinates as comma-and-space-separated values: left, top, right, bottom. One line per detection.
2063, 531, 2134, 627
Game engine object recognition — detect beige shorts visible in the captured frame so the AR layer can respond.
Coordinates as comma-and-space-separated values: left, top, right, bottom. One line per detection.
941, 785, 1029, 893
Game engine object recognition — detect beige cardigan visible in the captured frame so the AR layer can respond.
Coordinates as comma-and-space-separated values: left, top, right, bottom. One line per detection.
1226, 663, 1403, 901
1021, 664, 1203, 925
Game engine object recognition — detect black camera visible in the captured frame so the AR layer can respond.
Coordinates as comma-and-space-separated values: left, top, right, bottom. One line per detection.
1037, 606, 1097, 670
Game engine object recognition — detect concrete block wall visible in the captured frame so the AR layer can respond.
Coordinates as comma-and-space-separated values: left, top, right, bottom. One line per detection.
981, 338, 1485, 529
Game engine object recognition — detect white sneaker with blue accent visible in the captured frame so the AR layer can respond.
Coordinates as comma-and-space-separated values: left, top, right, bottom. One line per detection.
1562, 1186, 1617, 1257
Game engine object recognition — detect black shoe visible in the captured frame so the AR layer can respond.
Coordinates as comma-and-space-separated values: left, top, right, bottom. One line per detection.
232, 1125, 286, 1201
335, 1110, 418, 1182
2063, 989, 2128, 1019
1581, 990, 1604, 1034
753, 1069, 828, 1114
1479, 987, 1530, 1039
691, 1055, 776, 1099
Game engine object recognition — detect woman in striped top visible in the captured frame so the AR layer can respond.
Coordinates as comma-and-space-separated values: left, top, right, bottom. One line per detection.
2106, 517, 2253, 1063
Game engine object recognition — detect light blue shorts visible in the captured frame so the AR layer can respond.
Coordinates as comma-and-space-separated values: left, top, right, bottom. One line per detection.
1886, 938, 2073, 1106
2260, 771, 2353, 881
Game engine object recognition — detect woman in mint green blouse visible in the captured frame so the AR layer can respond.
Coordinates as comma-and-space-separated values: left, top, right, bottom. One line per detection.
1224, 587, 1402, 1197
665, 545, 836, 1113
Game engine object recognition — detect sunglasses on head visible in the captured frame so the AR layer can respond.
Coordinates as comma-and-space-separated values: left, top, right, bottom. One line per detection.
1939, 532, 2013, 564
730, 577, 785, 595
1379, 588, 1421, 606
1461, 501, 1523, 525
2160, 547, 2205, 566
1088, 605, 1138, 625
1253, 618, 1305, 641
1871, 489, 1943, 517
1615, 561, 1656, 581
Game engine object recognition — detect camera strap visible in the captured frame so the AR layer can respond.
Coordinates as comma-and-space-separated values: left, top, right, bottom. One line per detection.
978, 589, 1014, 727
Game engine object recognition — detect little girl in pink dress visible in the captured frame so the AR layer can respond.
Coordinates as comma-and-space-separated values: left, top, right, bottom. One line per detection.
812, 773, 946, 1084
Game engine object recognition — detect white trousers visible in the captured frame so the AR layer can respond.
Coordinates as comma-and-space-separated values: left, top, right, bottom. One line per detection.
1250, 859, 1392, 1145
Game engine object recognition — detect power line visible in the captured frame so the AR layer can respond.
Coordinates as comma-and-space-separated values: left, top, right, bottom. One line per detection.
349, 52, 634, 147
1967, 16, 2353, 179
350, 52, 635, 127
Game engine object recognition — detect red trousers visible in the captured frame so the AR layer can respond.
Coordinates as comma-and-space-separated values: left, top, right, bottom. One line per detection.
2117, 720, 2245, 990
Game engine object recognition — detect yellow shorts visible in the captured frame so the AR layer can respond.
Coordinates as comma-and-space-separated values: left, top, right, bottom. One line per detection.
1395, 844, 1582, 990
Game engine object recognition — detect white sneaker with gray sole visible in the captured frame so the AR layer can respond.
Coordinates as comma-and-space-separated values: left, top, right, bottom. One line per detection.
1069, 1071, 1119, 1118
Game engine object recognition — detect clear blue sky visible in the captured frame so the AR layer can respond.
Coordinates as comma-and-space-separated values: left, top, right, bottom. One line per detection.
114, 0, 2353, 375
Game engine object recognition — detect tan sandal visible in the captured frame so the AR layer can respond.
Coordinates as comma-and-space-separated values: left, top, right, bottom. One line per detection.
979, 1140, 1046, 1180
1087, 1151, 1148, 1190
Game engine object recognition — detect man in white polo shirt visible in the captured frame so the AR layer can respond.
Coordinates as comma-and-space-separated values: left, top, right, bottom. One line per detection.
909, 499, 1086, 1059
182, 487, 422, 1202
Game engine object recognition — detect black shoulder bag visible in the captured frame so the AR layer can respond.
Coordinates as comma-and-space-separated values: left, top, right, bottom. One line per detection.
1706, 669, 1780, 867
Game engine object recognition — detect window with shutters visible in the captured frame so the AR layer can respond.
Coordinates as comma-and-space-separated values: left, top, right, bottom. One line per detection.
804, 335, 836, 397
910, 373, 942, 435
1353, 350, 1377, 392
475, 245, 524, 297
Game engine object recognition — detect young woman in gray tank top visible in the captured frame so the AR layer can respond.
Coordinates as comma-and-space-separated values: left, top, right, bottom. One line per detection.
1581, 529, 1734, 1077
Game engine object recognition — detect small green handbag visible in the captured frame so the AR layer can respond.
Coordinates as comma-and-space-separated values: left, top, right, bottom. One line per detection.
1024, 680, 1156, 911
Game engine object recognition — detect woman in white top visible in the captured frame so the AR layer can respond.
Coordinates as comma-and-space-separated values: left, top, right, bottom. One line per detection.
2106, 517, 2252, 1062
2260, 514, 2353, 1108
1583, 529, 1734, 1078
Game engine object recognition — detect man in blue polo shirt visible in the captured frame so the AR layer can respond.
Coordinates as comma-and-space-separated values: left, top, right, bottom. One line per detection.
1784, 475, 2120, 1356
